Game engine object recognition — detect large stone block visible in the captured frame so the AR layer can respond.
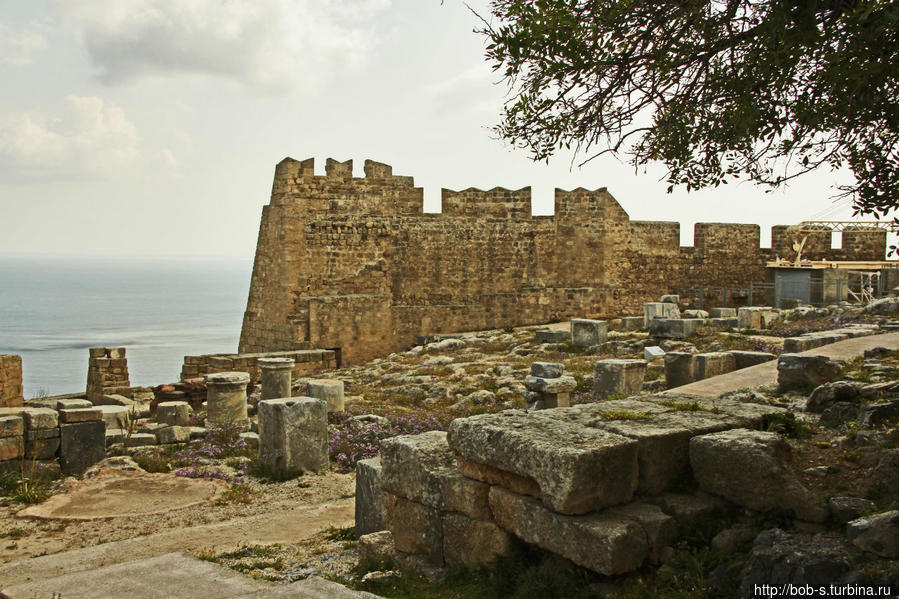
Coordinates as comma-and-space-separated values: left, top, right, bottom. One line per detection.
692, 352, 736, 380
619, 316, 645, 331
488, 486, 652, 575
448, 410, 638, 515
0, 435, 24, 461
59, 421, 106, 476
649, 318, 702, 339
380, 431, 490, 520
442, 512, 518, 568
534, 329, 568, 344
0, 415, 23, 438
21, 407, 58, 430
728, 350, 777, 369
155, 425, 191, 444
306, 379, 345, 413
846, 510, 899, 558
384, 493, 444, 565
157, 401, 190, 427
777, 354, 843, 391
644, 302, 681, 327
98, 405, 131, 430
594, 418, 694, 495
570, 319, 608, 347
258, 357, 294, 401
664, 352, 695, 388
709, 308, 737, 318
737, 307, 780, 329
205, 371, 250, 425
355, 457, 386, 537
592, 359, 646, 399
257, 397, 328, 476
689, 428, 827, 522
530, 362, 564, 379
25, 428, 60, 460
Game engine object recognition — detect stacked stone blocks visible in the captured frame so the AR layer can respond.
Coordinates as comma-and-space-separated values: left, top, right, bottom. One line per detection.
523, 362, 576, 409
367, 395, 792, 576
257, 397, 328, 477
86, 347, 131, 404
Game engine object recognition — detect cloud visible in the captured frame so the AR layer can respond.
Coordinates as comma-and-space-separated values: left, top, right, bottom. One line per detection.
0, 95, 143, 179
0, 22, 48, 66
57, 0, 391, 93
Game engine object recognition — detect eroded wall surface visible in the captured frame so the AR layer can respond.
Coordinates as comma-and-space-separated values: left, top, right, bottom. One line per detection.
239, 157, 883, 364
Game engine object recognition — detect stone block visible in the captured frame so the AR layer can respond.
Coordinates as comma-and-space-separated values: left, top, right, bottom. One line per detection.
594, 417, 694, 495
257, 397, 328, 476
380, 431, 490, 520
0, 415, 23, 438
683, 309, 708, 319
59, 421, 106, 476
692, 352, 736, 380
530, 362, 563, 379
619, 316, 645, 331
0, 435, 24, 461
21, 407, 58, 430
690, 428, 827, 522
570, 319, 608, 347
737, 306, 780, 329
356, 457, 386, 537
99, 394, 138, 407
593, 359, 646, 400
155, 425, 191, 444
98, 405, 131, 430
56, 398, 92, 410
777, 354, 843, 391
524, 375, 577, 394
385, 493, 444, 565
442, 512, 518, 568
157, 401, 190, 427
456, 456, 542, 499
127, 433, 158, 447
59, 408, 103, 424
728, 350, 777, 369
105, 429, 125, 447
709, 317, 738, 329
643, 346, 665, 361
782, 336, 824, 353
306, 379, 345, 413
239, 431, 259, 451
447, 410, 638, 515
534, 329, 568, 344
664, 352, 695, 388
644, 302, 681, 327
25, 428, 60, 460
358, 530, 396, 565
660, 294, 680, 305
649, 318, 702, 339
488, 486, 649, 575
709, 307, 737, 318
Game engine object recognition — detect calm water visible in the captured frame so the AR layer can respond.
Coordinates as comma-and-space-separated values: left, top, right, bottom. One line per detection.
0, 256, 252, 397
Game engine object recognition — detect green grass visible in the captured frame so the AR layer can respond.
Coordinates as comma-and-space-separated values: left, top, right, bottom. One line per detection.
762, 412, 813, 439
656, 400, 720, 413
598, 410, 654, 421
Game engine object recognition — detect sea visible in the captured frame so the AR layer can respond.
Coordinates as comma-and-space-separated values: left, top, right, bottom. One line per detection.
0, 256, 253, 398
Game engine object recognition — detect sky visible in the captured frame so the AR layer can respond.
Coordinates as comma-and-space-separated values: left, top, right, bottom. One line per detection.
0, 0, 879, 260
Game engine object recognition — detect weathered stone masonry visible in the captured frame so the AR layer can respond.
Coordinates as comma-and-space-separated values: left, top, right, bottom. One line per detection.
0, 355, 24, 408
239, 157, 884, 365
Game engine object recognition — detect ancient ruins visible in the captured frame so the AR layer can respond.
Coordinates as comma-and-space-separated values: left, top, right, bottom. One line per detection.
238, 157, 885, 366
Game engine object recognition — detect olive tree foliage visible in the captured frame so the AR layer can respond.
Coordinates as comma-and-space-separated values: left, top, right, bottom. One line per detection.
477, 0, 899, 217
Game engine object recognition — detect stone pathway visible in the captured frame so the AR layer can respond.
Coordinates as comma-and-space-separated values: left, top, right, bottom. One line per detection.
662, 330, 899, 397
1, 552, 378, 599
0, 497, 354, 590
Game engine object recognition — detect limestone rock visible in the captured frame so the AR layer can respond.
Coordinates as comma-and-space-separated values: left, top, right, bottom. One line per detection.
727, 350, 776, 369
59, 421, 106, 476
21, 407, 58, 430
592, 359, 646, 400
530, 362, 564, 379
828, 496, 877, 526
690, 429, 827, 522
806, 381, 862, 412
846, 510, 899, 558
157, 401, 191, 427
448, 410, 638, 514
868, 449, 899, 504
384, 493, 444, 565
488, 486, 650, 575
570, 319, 608, 347
357, 530, 396, 565
442, 512, 518, 568
155, 425, 191, 444
257, 397, 328, 476
777, 354, 843, 392
356, 457, 386, 537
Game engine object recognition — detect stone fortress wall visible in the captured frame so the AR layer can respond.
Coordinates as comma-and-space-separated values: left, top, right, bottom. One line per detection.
0, 355, 24, 408
239, 157, 886, 365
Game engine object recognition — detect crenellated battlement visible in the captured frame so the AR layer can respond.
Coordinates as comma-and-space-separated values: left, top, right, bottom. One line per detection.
239, 157, 889, 364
